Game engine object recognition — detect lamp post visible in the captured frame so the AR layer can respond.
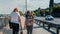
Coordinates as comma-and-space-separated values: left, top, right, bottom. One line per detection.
49, 0, 54, 15
26, 0, 27, 12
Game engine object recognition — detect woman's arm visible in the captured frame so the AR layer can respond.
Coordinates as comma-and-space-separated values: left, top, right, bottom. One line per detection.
32, 16, 34, 24
24, 17, 26, 29
18, 16, 22, 28
8, 16, 11, 21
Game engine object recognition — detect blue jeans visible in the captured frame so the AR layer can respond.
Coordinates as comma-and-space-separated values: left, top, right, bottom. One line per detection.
26, 25, 33, 34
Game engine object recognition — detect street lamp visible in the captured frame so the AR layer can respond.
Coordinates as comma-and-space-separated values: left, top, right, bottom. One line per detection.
26, 0, 27, 12
49, 0, 54, 15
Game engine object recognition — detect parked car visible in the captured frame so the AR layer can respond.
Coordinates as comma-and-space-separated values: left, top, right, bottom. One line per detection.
45, 15, 54, 20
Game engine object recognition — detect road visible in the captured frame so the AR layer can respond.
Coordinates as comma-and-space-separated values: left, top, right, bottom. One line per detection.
35, 17, 60, 25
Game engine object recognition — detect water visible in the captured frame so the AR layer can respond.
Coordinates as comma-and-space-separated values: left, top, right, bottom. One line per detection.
0, 17, 9, 27
0, 16, 26, 28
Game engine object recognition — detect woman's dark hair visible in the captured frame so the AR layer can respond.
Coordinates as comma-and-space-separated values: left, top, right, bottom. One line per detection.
25, 11, 29, 18
25, 10, 33, 18
26, 11, 30, 15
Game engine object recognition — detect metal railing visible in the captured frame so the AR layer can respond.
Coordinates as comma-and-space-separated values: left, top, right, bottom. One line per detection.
34, 19, 60, 34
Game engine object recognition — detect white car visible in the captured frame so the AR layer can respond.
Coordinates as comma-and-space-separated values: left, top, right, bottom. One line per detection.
45, 15, 54, 20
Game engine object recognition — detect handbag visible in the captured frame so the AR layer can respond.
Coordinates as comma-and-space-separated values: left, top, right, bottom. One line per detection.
9, 20, 12, 29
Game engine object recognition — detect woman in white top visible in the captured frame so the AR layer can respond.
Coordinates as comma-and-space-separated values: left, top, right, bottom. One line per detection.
8, 8, 22, 34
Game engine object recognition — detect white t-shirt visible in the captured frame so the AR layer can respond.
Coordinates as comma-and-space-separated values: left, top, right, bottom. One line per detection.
10, 12, 20, 24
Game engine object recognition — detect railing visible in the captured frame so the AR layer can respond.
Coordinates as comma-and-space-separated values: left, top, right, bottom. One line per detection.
34, 19, 60, 34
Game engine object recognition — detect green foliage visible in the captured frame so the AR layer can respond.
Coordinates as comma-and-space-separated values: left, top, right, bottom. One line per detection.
32, 11, 35, 15
33, 3, 60, 16
53, 3, 60, 9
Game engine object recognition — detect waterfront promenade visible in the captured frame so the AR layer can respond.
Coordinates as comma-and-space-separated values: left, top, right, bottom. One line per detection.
0, 16, 60, 34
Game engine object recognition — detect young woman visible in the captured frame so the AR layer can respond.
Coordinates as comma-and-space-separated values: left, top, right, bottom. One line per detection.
24, 11, 34, 34
8, 8, 22, 34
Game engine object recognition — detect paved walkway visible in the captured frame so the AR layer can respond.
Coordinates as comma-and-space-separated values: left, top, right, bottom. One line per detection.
0, 24, 51, 34
0, 16, 60, 34
0, 23, 60, 34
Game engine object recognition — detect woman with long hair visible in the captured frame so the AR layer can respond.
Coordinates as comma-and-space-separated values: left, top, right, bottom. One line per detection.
8, 8, 22, 34
24, 11, 34, 34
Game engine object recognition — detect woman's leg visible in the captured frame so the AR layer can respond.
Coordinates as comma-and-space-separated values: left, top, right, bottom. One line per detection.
11, 23, 15, 34
30, 25, 33, 34
14, 24, 19, 34
26, 26, 30, 34
13, 28, 16, 34
12, 23, 19, 34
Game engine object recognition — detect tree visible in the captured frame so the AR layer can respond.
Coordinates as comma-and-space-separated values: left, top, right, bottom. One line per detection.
52, 3, 60, 17
49, 0, 54, 15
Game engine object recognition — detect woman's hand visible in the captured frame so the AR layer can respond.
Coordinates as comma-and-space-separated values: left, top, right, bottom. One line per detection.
24, 25, 26, 29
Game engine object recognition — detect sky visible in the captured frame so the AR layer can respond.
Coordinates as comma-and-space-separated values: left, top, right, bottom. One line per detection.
0, 0, 60, 14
